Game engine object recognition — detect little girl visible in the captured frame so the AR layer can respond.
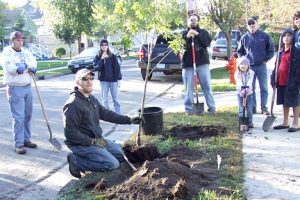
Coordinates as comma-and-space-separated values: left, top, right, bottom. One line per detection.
235, 56, 255, 128
271, 28, 300, 132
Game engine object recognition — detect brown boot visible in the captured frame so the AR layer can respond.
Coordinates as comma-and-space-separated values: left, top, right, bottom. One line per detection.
24, 141, 37, 148
15, 146, 26, 154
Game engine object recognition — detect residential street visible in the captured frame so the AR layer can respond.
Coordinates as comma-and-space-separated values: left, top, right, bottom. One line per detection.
0, 58, 299, 199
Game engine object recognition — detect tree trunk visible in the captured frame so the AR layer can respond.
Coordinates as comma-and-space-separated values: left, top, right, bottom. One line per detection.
69, 44, 72, 59
77, 36, 82, 53
224, 31, 232, 61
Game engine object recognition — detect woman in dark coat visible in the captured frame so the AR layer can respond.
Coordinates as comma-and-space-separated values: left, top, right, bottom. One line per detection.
271, 11, 300, 132
94, 39, 122, 113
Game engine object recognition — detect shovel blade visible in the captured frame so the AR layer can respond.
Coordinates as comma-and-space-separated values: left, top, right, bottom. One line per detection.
262, 116, 276, 132
239, 116, 249, 133
192, 102, 204, 115
48, 138, 62, 151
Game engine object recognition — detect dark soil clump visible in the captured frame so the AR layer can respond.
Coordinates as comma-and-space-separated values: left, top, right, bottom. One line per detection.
89, 146, 218, 200
169, 125, 227, 140
123, 143, 161, 164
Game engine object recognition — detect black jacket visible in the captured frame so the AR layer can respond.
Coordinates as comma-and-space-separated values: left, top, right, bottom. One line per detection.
270, 30, 300, 106
63, 87, 131, 146
94, 54, 122, 82
182, 27, 212, 68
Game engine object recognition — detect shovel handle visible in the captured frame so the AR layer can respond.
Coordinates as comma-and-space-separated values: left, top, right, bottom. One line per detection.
30, 73, 53, 138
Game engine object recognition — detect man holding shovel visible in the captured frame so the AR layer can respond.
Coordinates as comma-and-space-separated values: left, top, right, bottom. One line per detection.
63, 69, 142, 178
0, 31, 37, 154
182, 14, 216, 115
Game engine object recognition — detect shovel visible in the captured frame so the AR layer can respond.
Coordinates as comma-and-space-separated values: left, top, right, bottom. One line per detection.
123, 153, 137, 171
262, 36, 282, 132
192, 75, 204, 115
191, 37, 204, 115
239, 92, 249, 133
30, 73, 62, 150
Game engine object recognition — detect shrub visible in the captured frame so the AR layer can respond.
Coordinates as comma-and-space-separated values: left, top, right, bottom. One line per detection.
267, 31, 281, 51
55, 47, 66, 58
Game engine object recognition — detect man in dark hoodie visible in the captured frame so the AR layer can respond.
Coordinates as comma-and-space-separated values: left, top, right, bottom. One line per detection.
63, 69, 142, 178
237, 16, 275, 115
182, 14, 216, 115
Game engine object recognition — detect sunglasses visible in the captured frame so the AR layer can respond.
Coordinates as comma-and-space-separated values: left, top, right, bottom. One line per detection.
247, 21, 256, 25
81, 76, 94, 81
101, 44, 108, 46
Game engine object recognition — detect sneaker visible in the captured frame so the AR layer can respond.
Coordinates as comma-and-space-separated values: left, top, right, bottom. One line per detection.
15, 146, 26, 154
24, 141, 37, 148
67, 153, 81, 178
261, 110, 270, 115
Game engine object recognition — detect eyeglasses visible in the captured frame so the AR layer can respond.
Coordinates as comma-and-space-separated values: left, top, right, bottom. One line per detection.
101, 44, 108, 46
81, 76, 94, 81
247, 21, 256, 25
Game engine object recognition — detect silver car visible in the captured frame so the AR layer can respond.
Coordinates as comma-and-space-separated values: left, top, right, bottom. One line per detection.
211, 39, 238, 60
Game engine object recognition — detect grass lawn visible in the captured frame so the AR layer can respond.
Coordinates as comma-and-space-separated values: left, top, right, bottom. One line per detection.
57, 106, 244, 200
0, 61, 68, 77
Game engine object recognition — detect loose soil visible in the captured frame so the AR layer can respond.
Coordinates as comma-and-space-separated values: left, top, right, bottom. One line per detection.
59, 125, 227, 200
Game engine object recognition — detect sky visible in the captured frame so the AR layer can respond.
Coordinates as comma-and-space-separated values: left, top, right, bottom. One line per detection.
1, 0, 28, 7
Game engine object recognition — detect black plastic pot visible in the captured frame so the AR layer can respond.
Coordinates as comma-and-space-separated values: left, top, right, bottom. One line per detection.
139, 107, 163, 135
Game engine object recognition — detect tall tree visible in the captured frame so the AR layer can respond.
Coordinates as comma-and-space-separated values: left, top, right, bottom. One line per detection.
52, 0, 95, 53
202, 0, 245, 60
53, 22, 77, 58
0, 1, 7, 48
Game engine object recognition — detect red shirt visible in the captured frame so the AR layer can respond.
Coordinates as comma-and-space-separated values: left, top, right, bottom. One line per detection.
277, 47, 290, 86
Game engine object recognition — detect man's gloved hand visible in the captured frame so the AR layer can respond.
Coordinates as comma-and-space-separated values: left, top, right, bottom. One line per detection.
130, 116, 144, 124
28, 68, 37, 74
16, 63, 27, 74
92, 137, 108, 148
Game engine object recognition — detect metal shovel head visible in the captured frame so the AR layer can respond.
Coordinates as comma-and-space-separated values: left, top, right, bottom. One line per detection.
192, 102, 204, 115
48, 138, 62, 151
262, 115, 276, 132
239, 116, 249, 133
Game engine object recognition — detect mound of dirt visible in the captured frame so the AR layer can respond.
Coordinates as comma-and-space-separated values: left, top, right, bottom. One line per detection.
169, 125, 227, 140
87, 146, 218, 200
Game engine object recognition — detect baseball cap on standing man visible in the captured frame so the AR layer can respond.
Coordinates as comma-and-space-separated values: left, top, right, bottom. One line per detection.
10, 31, 23, 40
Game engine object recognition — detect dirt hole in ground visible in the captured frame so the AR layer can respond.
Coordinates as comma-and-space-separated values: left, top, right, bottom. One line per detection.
123, 143, 161, 164
83, 146, 219, 200
168, 125, 227, 140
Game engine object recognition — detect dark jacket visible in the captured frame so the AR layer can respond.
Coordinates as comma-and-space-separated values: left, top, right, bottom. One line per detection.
270, 30, 300, 106
237, 29, 275, 66
94, 54, 122, 82
63, 87, 131, 146
182, 27, 212, 68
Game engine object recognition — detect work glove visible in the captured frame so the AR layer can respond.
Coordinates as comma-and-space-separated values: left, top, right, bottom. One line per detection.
16, 63, 27, 74
28, 68, 37, 74
130, 116, 144, 124
92, 137, 108, 148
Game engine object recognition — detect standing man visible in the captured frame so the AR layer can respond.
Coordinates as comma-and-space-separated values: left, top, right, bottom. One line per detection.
63, 69, 142, 178
182, 14, 216, 114
0, 31, 37, 154
237, 16, 275, 115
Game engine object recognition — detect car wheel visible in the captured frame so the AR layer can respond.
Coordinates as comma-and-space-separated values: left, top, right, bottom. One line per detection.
142, 72, 152, 81
212, 56, 216, 60
71, 68, 78, 74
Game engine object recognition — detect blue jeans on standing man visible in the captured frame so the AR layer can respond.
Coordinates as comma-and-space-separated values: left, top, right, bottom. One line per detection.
250, 63, 268, 113
68, 139, 125, 172
100, 81, 121, 114
7, 85, 33, 147
182, 64, 216, 113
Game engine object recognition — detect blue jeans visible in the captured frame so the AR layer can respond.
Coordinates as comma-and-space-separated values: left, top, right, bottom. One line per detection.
100, 81, 121, 113
68, 139, 125, 172
6, 85, 33, 147
250, 64, 268, 112
237, 94, 253, 124
182, 65, 216, 113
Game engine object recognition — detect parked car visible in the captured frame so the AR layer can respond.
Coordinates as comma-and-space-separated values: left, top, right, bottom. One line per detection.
211, 39, 238, 60
138, 34, 182, 81
67, 47, 122, 73
214, 30, 242, 41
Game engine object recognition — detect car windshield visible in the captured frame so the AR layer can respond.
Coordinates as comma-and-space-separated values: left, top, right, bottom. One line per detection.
77, 48, 99, 58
